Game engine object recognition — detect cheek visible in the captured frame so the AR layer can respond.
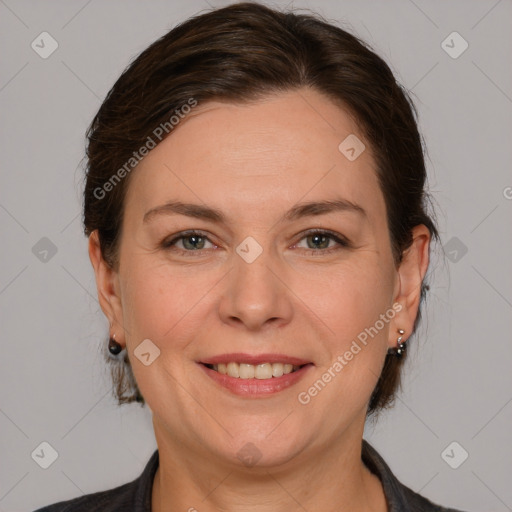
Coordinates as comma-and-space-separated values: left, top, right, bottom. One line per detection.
293, 255, 394, 401
295, 254, 394, 340
119, 256, 223, 350
119, 260, 179, 340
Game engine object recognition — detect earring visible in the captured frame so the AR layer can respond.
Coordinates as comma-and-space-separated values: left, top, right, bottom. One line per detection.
388, 329, 407, 357
108, 333, 123, 357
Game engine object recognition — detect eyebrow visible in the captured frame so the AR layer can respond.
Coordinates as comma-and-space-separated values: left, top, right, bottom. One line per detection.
143, 198, 367, 225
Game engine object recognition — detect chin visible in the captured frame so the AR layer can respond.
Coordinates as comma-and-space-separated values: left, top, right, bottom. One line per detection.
215, 423, 311, 469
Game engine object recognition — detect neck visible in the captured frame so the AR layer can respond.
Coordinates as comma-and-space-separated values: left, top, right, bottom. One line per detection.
151, 419, 387, 512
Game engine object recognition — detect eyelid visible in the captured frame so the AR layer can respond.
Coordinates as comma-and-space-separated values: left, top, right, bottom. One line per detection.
162, 229, 216, 250
295, 228, 350, 245
292, 228, 350, 255
161, 228, 350, 255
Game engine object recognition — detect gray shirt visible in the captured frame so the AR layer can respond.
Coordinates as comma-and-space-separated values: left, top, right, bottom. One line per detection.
34, 440, 466, 511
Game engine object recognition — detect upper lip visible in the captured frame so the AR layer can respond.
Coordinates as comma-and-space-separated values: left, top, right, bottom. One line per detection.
200, 353, 312, 366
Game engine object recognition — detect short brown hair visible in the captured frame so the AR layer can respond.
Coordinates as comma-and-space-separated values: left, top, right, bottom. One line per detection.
83, 2, 439, 417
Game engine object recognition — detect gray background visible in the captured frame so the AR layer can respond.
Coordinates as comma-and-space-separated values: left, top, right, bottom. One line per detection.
1, 0, 511, 510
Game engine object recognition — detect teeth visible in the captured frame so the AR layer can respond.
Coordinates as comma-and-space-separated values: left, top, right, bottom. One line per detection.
255, 363, 273, 379
239, 364, 255, 379
209, 362, 301, 379
272, 363, 284, 377
227, 362, 239, 378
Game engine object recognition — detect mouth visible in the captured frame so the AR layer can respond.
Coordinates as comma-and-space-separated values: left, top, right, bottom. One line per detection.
203, 362, 303, 379
198, 354, 313, 397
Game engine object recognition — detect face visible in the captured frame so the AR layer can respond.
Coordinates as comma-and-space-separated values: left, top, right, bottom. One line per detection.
92, 88, 428, 469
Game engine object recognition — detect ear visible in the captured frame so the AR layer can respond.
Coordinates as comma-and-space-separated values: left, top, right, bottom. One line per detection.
388, 224, 431, 349
88, 230, 125, 347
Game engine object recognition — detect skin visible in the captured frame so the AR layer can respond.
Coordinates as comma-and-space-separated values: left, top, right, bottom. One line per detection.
89, 87, 430, 512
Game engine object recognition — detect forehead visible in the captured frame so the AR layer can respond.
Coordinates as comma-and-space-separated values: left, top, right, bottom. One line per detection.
124, 88, 384, 225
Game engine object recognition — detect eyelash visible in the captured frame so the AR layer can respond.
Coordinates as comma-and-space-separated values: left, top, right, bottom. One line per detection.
161, 229, 350, 257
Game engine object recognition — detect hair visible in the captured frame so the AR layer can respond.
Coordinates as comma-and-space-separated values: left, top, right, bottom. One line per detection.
83, 2, 439, 417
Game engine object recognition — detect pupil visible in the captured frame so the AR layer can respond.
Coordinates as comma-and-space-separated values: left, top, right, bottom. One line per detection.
185, 235, 204, 250
309, 234, 328, 249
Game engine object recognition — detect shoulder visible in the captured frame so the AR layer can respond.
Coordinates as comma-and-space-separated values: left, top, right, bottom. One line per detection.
33, 449, 159, 512
362, 439, 467, 512
32, 481, 137, 512
398, 481, 467, 512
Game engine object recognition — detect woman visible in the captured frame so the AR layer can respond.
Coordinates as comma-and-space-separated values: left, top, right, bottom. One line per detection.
36, 3, 465, 511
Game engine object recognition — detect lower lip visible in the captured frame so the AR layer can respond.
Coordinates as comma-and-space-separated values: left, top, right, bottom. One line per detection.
199, 363, 313, 397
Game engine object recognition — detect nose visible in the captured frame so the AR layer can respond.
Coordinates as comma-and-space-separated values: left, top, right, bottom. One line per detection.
218, 244, 294, 332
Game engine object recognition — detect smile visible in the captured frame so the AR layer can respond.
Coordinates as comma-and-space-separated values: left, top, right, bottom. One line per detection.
205, 362, 302, 379
199, 355, 313, 396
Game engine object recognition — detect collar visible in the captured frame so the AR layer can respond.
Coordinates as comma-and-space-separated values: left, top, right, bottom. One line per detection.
134, 440, 448, 511
362, 439, 415, 511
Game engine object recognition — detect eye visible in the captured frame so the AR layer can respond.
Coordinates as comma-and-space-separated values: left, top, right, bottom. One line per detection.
161, 229, 350, 257
162, 230, 217, 255
294, 229, 350, 255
